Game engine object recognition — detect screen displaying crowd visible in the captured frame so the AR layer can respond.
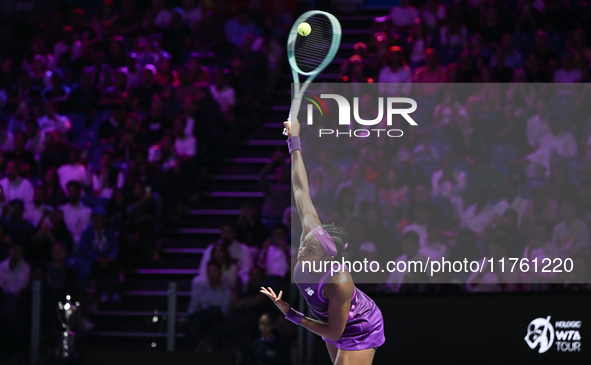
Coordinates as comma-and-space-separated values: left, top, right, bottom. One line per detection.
0, 0, 590, 361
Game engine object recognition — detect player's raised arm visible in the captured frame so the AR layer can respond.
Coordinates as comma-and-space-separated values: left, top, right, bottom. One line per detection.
284, 119, 321, 239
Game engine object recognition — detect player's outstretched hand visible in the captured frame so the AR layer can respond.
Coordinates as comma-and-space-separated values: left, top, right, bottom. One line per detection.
283, 118, 300, 138
260, 287, 291, 316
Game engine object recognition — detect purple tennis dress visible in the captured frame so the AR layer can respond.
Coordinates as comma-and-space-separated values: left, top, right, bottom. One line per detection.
293, 261, 385, 350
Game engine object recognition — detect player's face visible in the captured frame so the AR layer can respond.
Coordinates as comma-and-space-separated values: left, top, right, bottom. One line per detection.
297, 232, 329, 265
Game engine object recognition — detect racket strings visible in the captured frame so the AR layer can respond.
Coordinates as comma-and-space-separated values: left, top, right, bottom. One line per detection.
294, 14, 333, 73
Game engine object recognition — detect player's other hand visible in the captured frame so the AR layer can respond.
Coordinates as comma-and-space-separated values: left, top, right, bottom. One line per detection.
260, 287, 291, 316
283, 118, 300, 138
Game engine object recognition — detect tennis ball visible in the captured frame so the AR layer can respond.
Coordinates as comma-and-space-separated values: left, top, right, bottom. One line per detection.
298, 22, 311, 36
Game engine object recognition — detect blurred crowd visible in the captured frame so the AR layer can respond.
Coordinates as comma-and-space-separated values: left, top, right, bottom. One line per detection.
0, 0, 293, 362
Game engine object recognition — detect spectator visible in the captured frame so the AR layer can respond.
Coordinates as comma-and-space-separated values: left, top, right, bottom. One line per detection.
151, 0, 172, 29
412, 48, 445, 96
5, 132, 37, 177
225, 8, 260, 48
37, 101, 71, 139
499, 33, 524, 70
0, 160, 34, 207
126, 181, 158, 265
92, 149, 125, 200
0, 242, 30, 310
173, 116, 197, 159
140, 93, 170, 146
335, 162, 378, 211
181, 0, 202, 31
553, 49, 582, 83
24, 120, 44, 161
466, 154, 504, 199
257, 223, 290, 287
377, 46, 412, 96
440, 19, 467, 48
259, 151, 291, 231
389, 0, 419, 30
379, 167, 410, 223
460, 185, 505, 238
68, 67, 101, 112
2, 199, 36, 249
401, 203, 430, 248
43, 167, 67, 208
53, 26, 82, 66
0, 119, 15, 153
524, 115, 577, 178
24, 185, 52, 229
521, 221, 560, 287
384, 231, 428, 293
209, 69, 236, 117
132, 64, 164, 113
57, 146, 90, 193
466, 233, 520, 292
248, 313, 291, 365
209, 243, 239, 295
431, 153, 466, 217
186, 260, 233, 351
552, 200, 591, 259
413, 129, 440, 164
45, 241, 78, 303
199, 224, 253, 293
59, 181, 92, 247
406, 19, 431, 69
79, 206, 119, 303
420, 220, 448, 261
236, 202, 269, 248
41, 72, 71, 110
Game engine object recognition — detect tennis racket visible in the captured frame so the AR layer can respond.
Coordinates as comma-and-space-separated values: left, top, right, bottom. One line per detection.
283, 11, 342, 136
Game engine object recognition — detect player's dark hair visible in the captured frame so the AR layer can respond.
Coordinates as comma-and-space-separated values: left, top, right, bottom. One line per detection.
321, 224, 348, 260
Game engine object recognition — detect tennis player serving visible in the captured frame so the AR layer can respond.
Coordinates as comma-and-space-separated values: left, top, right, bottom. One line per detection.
260, 118, 385, 365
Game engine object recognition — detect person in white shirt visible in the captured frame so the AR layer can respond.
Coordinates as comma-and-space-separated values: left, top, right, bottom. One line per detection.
59, 181, 92, 248
526, 98, 550, 149
461, 186, 505, 238
173, 117, 197, 158
377, 46, 412, 96
402, 203, 430, 248
0, 242, 30, 310
209, 69, 236, 115
37, 101, 71, 138
524, 114, 577, 178
58, 146, 90, 193
23, 184, 53, 228
92, 149, 125, 200
384, 231, 428, 293
186, 261, 233, 351
257, 224, 290, 287
389, 0, 419, 29
199, 224, 253, 293
0, 160, 34, 207
431, 154, 466, 218
419, 221, 448, 262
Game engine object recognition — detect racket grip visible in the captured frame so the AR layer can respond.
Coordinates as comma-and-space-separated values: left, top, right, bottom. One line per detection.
287, 97, 303, 122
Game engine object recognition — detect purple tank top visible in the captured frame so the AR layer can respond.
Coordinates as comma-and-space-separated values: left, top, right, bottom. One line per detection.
293, 261, 368, 322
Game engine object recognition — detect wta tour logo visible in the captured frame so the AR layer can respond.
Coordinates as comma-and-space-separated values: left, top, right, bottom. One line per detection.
525, 316, 582, 353
303, 93, 417, 138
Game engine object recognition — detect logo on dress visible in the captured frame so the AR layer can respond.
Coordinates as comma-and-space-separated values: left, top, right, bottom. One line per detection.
305, 287, 314, 296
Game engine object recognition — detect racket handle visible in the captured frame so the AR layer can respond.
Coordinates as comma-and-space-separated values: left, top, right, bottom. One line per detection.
287, 97, 302, 123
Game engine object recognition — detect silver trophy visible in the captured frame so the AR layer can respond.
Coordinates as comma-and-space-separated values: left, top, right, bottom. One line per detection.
57, 294, 80, 359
